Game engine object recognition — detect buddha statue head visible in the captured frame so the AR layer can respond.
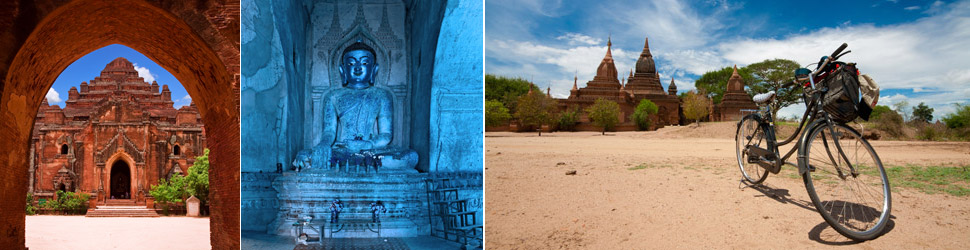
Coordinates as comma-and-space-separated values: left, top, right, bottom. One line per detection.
338, 41, 379, 89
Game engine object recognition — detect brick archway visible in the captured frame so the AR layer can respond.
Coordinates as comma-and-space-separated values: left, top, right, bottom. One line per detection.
0, 0, 239, 249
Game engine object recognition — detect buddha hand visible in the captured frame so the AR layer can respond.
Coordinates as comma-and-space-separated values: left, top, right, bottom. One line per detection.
293, 150, 312, 170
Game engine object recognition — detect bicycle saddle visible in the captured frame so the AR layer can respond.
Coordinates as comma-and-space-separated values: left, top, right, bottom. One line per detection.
753, 91, 775, 104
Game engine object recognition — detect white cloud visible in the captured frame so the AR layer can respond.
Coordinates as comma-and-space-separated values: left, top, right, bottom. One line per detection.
718, 1, 970, 120
45, 88, 62, 104
904, 6, 920, 10
486, 37, 640, 97
487, 0, 970, 120
556, 33, 602, 46
174, 94, 192, 108
133, 63, 156, 83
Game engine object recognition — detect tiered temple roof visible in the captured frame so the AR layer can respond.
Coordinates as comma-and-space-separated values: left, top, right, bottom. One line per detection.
37, 57, 196, 125
625, 37, 666, 95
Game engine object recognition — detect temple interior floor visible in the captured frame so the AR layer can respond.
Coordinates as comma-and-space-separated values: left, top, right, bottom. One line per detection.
26, 215, 210, 250
241, 230, 469, 250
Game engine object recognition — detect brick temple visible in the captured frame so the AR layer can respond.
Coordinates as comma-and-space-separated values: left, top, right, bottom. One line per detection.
717, 65, 757, 121
556, 36, 682, 130
29, 57, 206, 208
542, 35, 756, 131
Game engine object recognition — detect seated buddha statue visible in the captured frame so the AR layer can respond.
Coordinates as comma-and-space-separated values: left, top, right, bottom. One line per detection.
293, 41, 417, 172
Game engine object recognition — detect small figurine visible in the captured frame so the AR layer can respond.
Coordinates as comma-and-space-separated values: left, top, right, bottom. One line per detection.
370, 200, 387, 223
329, 198, 343, 223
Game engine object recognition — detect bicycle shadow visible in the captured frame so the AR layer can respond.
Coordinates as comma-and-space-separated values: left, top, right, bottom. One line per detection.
745, 183, 816, 212
808, 219, 895, 245
743, 181, 896, 244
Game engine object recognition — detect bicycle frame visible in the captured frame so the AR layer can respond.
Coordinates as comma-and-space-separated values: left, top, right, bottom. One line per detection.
741, 56, 859, 177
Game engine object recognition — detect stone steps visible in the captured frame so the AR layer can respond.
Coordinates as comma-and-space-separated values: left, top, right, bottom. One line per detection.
85, 203, 159, 217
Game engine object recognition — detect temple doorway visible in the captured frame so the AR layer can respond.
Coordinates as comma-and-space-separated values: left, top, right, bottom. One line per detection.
110, 161, 131, 200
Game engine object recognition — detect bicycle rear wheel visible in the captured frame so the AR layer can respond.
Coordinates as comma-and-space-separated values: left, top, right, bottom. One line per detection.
802, 122, 891, 241
736, 115, 769, 184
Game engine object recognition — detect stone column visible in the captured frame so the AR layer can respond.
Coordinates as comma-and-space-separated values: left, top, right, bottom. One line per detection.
28, 141, 35, 194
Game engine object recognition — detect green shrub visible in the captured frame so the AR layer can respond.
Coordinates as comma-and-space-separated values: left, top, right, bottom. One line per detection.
873, 109, 905, 138
944, 104, 970, 129
916, 123, 943, 141
485, 99, 511, 127
869, 105, 893, 120
630, 99, 659, 131
586, 98, 620, 135
150, 148, 210, 215
557, 106, 579, 131
40, 191, 90, 214
26, 193, 36, 215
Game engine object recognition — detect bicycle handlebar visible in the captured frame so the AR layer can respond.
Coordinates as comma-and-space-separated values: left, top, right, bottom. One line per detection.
811, 43, 848, 77
830, 43, 848, 59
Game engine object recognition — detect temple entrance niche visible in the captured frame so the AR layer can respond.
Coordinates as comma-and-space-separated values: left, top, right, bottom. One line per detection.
240, 0, 483, 246
109, 161, 131, 199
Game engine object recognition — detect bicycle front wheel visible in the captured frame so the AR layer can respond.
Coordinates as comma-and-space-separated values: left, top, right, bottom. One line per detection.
802, 122, 891, 241
736, 115, 769, 184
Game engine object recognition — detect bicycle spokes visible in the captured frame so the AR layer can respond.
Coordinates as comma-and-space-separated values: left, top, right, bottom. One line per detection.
804, 123, 890, 240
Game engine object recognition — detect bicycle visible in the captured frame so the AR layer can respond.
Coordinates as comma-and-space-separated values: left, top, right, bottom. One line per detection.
735, 43, 891, 241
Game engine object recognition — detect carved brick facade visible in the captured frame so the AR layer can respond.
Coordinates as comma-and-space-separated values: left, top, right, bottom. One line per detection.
29, 58, 205, 205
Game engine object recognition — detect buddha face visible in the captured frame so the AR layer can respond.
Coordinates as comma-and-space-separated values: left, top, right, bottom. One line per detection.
339, 49, 379, 88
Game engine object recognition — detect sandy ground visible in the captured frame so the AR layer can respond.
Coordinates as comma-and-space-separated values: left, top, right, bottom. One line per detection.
26, 216, 210, 250
484, 122, 970, 249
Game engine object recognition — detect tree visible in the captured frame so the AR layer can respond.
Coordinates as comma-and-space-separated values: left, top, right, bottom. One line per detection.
558, 105, 580, 132
586, 98, 620, 135
630, 99, 659, 131
485, 99, 511, 127
150, 173, 188, 214
912, 102, 934, 123
695, 66, 756, 104
893, 100, 910, 122
485, 74, 540, 114
943, 103, 970, 129
186, 149, 210, 214
869, 105, 893, 120
745, 59, 802, 118
683, 90, 711, 126
514, 90, 557, 133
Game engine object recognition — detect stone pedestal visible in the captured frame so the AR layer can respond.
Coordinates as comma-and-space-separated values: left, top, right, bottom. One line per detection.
186, 196, 200, 217
270, 170, 429, 238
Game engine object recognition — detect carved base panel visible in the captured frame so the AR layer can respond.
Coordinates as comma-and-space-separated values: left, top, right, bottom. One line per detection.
270, 171, 429, 238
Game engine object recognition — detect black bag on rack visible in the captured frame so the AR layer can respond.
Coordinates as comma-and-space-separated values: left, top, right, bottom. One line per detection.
820, 62, 871, 123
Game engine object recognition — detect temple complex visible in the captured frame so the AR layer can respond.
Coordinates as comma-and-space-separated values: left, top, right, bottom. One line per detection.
29, 57, 205, 208
716, 65, 757, 121
558, 36, 681, 130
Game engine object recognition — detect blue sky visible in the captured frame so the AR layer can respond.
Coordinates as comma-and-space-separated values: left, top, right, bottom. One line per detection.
486, 0, 970, 120
45, 44, 191, 108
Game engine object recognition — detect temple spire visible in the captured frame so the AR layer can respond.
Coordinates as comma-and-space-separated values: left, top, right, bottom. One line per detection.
668, 78, 678, 95
546, 86, 551, 97
605, 35, 613, 59
572, 74, 578, 90
641, 36, 652, 56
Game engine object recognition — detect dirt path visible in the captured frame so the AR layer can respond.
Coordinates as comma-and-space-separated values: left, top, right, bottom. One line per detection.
484, 124, 970, 249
